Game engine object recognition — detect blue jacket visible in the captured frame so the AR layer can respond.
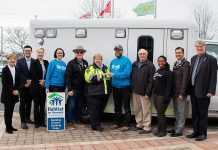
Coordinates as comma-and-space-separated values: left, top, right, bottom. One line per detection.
110, 56, 132, 88
45, 59, 66, 89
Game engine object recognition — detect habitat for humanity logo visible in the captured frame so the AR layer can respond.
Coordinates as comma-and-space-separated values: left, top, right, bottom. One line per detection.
48, 93, 63, 106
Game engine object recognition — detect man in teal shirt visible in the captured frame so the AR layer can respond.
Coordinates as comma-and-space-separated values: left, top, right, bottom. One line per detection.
109, 44, 132, 132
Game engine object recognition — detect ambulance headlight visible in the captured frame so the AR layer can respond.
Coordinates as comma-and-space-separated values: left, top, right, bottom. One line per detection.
75, 29, 87, 38
115, 29, 126, 38
170, 29, 184, 40
34, 29, 45, 38
46, 29, 57, 38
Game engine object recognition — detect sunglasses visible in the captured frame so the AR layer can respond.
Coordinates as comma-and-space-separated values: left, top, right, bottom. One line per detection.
76, 51, 84, 54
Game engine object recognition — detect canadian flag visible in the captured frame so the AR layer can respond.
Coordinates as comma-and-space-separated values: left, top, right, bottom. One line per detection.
99, 1, 111, 17
79, 12, 91, 19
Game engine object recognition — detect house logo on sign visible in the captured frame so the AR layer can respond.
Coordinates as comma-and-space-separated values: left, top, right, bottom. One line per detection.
48, 93, 63, 106
47, 92, 65, 131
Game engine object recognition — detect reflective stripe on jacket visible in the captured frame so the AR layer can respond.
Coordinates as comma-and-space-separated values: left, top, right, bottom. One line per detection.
85, 63, 111, 96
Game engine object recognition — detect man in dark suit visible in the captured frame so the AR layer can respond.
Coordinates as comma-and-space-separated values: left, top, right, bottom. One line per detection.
16, 45, 35, 129
186, 40, 217, 141
169, 47, 190, 137
30, 48, 49, 128
1, 54, 19, 134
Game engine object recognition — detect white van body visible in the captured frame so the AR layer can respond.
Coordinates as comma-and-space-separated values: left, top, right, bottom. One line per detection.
30, 19, 218, 117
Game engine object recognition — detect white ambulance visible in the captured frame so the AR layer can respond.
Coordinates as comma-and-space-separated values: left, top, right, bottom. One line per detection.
29, 19, 218, 120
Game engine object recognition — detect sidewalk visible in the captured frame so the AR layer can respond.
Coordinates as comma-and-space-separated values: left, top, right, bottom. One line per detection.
0, 111, 218, 150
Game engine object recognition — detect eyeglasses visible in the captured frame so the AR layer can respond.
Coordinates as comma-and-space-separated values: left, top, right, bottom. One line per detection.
76, 51, 84, 54
139, 53, 147, 55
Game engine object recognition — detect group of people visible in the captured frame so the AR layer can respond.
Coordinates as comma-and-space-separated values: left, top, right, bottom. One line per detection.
1, 40, 217, 142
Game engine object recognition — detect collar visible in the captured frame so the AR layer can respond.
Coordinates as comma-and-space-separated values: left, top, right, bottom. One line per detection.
25, 57, 31, 61
93, 63, 104, 69
177, 57, 185, 63
173, 57, 187, 70
8, 65, 15, 70
133, 59, 148, 66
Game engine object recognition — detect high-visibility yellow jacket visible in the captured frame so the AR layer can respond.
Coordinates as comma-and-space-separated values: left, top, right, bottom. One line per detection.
85, 63, 111, 96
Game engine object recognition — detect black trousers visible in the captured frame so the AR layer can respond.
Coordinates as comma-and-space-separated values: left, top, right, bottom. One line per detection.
113, 87, 131, 126
88, 94, 109, 129
153, 94, 171, 133
33, 92, 46, 125
49, 85, 66, 92
4, 100, 16, 130
19, 87, 33, 123
191, 89, 210, 136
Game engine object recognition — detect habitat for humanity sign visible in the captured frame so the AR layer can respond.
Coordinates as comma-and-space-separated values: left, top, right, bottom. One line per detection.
47, 92, 65, 131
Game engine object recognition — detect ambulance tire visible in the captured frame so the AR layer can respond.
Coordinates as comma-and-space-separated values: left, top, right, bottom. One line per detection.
80, 99, 90, 123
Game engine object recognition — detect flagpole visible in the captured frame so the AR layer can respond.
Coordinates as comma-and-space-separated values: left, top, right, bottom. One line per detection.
154, 0, 157, 19
111, 0, 114, 18
101, 0, 104, 18
91, 0, 94, 18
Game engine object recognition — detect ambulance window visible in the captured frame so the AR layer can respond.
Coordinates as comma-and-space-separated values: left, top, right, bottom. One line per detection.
206, 44, 218, 67
137, 36, 154, 62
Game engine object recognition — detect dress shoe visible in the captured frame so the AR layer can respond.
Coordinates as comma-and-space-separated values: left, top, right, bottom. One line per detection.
67, 122, 77, 130
26, 119, 34, 124
195, 135, 207, 141
120, 126, 130, 132
35, 125, 40, 128
170, 133, 183, 137
186, 133, 198, 139
92, 126, 103, 132
110, 124, 122, 130
136, 127, 143, 130
40, 124, 47, 127
21, 123, 28, 129
11, 127, 18, 131
76, 122, 86, 127
167, 129, 175, 133
139, 130, 152, 134
6, 129, 13, 134
131, 126, 143, 131
153, 131, 159, 136
157, 132, 167, 137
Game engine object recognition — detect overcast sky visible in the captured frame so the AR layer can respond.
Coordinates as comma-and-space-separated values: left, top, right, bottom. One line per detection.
0, 0, 218, 26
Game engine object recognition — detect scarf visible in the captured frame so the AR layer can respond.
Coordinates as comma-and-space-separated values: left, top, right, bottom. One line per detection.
173, 57, 187, 70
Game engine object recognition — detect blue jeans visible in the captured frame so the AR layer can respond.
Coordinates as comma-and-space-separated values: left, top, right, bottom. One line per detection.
67, 90, 84, 123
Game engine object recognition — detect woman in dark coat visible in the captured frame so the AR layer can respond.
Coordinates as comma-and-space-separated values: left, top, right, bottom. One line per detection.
84, 54, 111, 132
1, 54, 19, 134
30, 48, 49, 128
152, 55, 173, 137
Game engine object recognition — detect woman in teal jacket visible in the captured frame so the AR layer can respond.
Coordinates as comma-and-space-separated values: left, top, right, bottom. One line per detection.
45, 48, 66, 92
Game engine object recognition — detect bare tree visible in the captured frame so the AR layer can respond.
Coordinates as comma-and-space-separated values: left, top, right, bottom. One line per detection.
193, 2, 217, 40
3, 26, 29, 53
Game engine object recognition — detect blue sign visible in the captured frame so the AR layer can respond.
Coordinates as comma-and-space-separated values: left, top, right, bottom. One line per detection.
47, 118, 64, 130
